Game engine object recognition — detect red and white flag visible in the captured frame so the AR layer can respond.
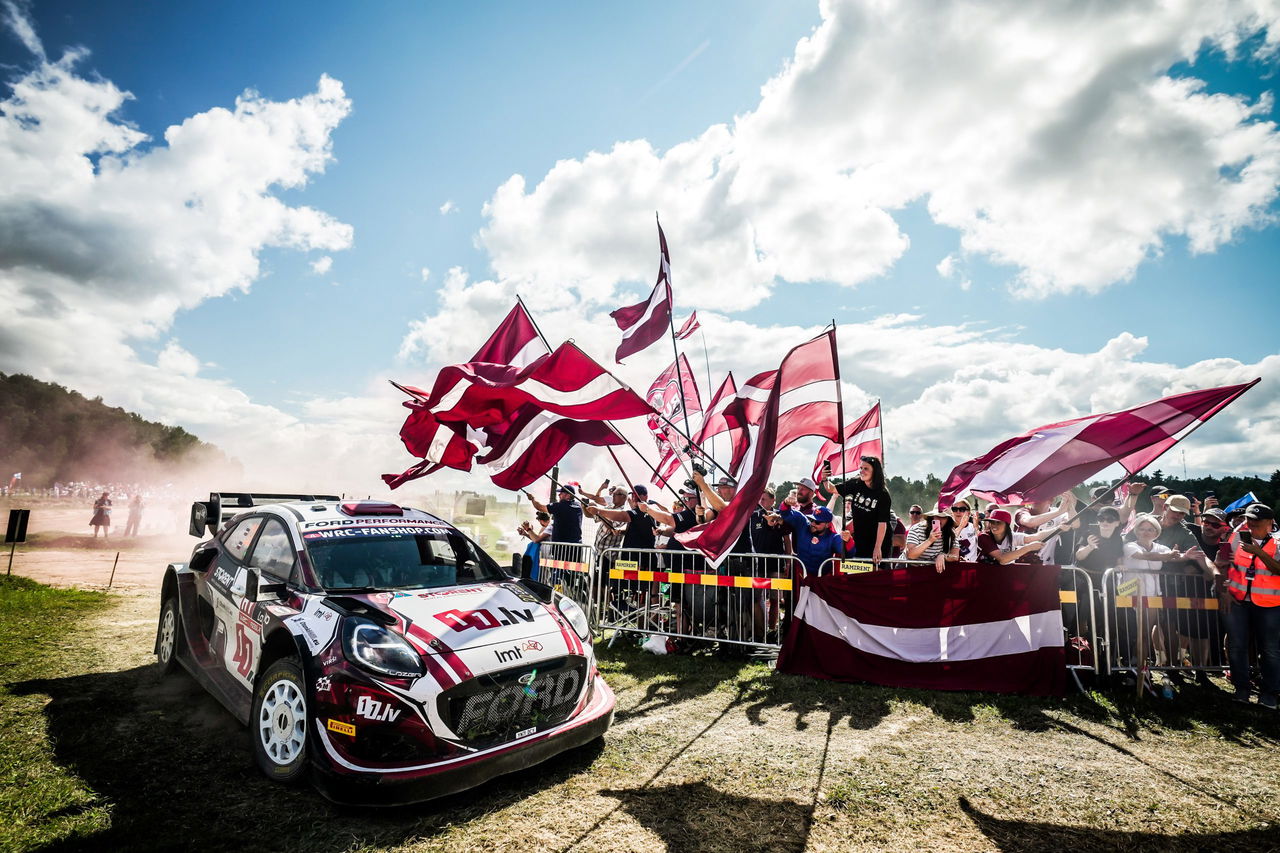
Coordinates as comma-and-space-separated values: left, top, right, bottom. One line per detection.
812, 402, 882, 483
777, 563, 1066, 696
938, 379, 1259, 508
647, 353, 704, 485
385, 300, 554, 488
720, 330, 842, 475
610, 220, 673, 363
472, 300, 549, 369
477, 408, 624, 490
675, 331, 843, 566
675, 311, 700, 340
430, 342, 654, 428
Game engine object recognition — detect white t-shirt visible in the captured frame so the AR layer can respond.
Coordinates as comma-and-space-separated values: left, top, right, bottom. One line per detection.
954, 522, 978, 563
1120, 540, 1169, 597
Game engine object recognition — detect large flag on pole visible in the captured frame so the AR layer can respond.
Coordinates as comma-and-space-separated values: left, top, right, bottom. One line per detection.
719, 331, 842, 475
429, 342, 655, 427
610, 219, 673, 363
478, 408, 625, 490
675, 330, 842, 566
385, 300, 553, 488
938, 379, 1260, 509
647, 353, 704, 485
812, 402, 882, 483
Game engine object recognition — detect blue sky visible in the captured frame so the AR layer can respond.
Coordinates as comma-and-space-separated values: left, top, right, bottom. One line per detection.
2, 1, 1278, 490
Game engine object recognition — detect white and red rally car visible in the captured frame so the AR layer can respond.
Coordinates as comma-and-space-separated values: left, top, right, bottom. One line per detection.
154, 492, 614, 805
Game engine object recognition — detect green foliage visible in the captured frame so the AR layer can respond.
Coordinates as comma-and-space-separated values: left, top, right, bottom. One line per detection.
0, 373, 227, 487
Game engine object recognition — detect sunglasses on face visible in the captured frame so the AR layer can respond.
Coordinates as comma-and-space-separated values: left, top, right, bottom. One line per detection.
909, 510, 922, 515
951, 507, 969, 514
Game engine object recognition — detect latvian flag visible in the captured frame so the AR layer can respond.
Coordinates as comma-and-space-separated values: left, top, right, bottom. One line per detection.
777, 563, 1066, 696
610, 219, 674, 363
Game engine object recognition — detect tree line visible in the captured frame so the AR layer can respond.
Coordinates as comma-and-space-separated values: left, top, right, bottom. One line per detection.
0, 372, 231, 487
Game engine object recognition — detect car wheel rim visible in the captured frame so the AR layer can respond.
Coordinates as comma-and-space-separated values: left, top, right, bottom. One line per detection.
158, 606, 175, 663
258, 678, 306, 765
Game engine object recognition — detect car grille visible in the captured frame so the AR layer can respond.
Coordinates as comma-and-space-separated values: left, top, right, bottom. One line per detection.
437, 655, 588, 747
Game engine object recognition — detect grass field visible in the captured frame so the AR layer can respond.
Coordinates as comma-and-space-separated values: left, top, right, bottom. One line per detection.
1, 571, 1279, 852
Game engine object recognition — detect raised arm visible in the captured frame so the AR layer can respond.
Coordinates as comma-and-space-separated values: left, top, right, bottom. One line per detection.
692, 471, 727, 511
639, 501, 675, 528
522, 490, 548, 514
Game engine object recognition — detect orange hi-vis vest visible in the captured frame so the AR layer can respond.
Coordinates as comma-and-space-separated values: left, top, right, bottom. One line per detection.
1226, 532, 1280, 606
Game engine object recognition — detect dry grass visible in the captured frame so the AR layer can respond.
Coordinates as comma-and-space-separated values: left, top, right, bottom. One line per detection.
2, 551, 1279, 853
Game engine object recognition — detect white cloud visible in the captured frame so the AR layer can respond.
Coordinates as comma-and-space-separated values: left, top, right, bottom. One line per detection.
439, 200, 457, 215
477, 0, 1280, 307
310, 255, 333, 275
0, 10, 370, 490
420, 266, 431, 282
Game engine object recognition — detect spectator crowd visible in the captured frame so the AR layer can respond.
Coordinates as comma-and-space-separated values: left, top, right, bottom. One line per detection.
514, 460, 1280, 709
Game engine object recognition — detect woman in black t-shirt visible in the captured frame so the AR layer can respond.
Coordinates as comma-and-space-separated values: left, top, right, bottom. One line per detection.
826, 456, 892, 562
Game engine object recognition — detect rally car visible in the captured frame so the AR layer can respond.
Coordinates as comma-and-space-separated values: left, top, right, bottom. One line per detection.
154, 492, 614, 805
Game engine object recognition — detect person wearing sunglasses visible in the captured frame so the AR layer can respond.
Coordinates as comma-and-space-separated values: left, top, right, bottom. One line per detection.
948, 500, 978, 562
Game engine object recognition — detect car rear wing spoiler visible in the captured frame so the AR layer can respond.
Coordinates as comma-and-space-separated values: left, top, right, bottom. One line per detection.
189, 492, 341, 537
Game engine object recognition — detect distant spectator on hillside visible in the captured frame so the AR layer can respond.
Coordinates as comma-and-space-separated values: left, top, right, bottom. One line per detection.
125, 494, 144, 537
90, 492, 112, 539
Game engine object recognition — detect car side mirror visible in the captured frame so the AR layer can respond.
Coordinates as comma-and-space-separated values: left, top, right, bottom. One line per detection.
246, 570, 285, 602
189, 501, 214, 537
189, 545, 217, 574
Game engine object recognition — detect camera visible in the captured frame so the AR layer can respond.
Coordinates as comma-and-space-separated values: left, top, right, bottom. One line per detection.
691, 462, 707, 477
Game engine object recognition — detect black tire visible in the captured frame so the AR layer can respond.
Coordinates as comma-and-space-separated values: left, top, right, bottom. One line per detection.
250, 656, 310, 783
156, 596, 183, 674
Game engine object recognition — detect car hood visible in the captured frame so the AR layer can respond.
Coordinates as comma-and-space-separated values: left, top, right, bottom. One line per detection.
346, 582, 578, 658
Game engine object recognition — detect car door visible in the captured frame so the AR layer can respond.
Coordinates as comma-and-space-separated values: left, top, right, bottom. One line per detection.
195, 515, 265, 695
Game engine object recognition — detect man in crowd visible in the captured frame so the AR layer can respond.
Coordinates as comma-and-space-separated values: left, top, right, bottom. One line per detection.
523, 483, 584, 545
1152, 495, 1212, 676
794, 477, 820, 515
1219, 503, 1280, 708
584, 484, 629, 555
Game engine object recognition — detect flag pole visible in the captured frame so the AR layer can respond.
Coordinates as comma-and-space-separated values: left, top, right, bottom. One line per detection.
877, 398, 885, 474
698, 326, 717, 466
829, 320, 848, 529
656, 214, 696, 447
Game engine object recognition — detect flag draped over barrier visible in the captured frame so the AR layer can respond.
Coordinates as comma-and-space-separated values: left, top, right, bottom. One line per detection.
937, 380, 1259, 509
777, 563, 1066, 696
610, 220, 673, 363
812, 402, 882, 483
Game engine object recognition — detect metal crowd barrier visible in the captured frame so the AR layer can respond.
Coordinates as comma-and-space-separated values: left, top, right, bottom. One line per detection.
1099, 567, 1227, 684
595, 547, 802, 650
1058, 567, 1100, 685
537, 541, 597, 625
815, 556, 937, 576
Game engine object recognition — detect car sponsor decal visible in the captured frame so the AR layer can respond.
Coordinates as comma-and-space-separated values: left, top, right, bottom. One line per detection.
302, 524, 448, 541
237, 600, 269, 635
355, 695, 401, 723
504, 584, 540, 604
326, 718, 356, 737
212, 566, 235, 591
415, 586, 487, 600
265, 604, 295, 618
284, 599, 340, 654
495, 645, 524, 664
299, 518, 450, 530
434, 606, 535, 632
315, 676, 333, 693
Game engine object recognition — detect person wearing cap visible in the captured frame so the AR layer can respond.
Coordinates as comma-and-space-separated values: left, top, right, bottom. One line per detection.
823, 455, 892, 564
777, 503, 844, 576
1075, 506, 1126, 572
794, 477, 820, 515
523, 483, 584, 544
584, 484, 630, 554
905, 508, 959, 572
1155, 494, 1218, 672
1220, 503, 1280, 706
977, 508, 1063, 565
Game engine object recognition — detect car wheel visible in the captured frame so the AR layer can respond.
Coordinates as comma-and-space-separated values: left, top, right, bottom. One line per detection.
251, 656, 309, 783
156, 596, 182, 674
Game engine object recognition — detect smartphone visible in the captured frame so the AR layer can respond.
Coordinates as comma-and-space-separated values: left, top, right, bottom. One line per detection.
1240, 530, 1254, 545
1204, 491, 1215, 498
931, 519, 942, 536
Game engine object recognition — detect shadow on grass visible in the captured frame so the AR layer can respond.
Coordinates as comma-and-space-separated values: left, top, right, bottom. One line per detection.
10, 664, 606, 853
960, 796, 1279, 852
600, 781, 809, 853
596, 642, 756, 726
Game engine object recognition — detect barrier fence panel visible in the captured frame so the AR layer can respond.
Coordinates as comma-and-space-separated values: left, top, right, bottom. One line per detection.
1058, 566, 1099, 677
596, 548, 802, 650
1100, 567, 1227, 685
537, 541, 596, 625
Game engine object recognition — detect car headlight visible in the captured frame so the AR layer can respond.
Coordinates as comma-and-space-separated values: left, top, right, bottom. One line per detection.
556, 595, 591, 641
342, 618, 426, 679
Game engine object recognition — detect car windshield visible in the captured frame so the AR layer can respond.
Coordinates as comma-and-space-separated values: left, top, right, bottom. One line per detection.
303, 522, 504, 591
